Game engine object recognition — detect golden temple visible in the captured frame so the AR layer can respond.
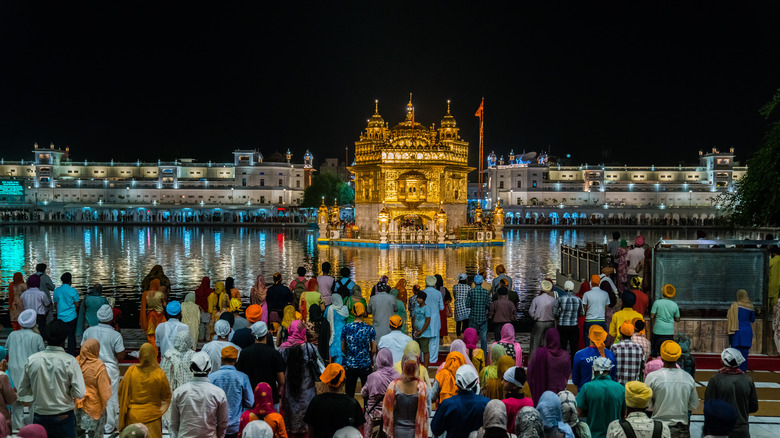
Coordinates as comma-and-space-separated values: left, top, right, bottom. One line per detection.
349, 97, 474, 236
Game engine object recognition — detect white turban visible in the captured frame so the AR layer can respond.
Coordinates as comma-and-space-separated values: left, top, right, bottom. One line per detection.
721, 348, 746, 367
251, 321, 268, 338
455, 364, 480, 393
214, 320, 231, 337
191, 351, 212, 374
19, 309, 37, 328
97, 304, 114, 323
242, 420, 273, 438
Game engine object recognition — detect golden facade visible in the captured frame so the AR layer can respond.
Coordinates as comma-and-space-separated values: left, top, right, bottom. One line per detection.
349, 98, 474, 234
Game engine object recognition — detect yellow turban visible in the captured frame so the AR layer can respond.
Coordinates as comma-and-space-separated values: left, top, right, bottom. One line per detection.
619, 321, 635, 337
589, 325, 607, 357
625, 381, 653, 408
221, 346, 239, 360
663, 284, 676, 298
660, 340, 682, 362
320, 363, 346, 388
229, 298, 242, 312
352, 302, 365, 317
389, 315, 403, 329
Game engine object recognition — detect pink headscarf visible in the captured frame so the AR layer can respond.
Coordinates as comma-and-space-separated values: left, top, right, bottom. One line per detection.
463, 328, 480, 350
279, 320, 307, 349
361, 348, 400, 417
437, 339, 474, 372
489, 323, 524, 367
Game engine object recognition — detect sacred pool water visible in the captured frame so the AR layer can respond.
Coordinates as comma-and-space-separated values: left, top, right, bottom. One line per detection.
0, 225, 751, 328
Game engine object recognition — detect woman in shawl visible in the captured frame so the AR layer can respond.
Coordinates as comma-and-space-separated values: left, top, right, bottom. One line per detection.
536, 391, 574, 438
308, 305, 330, 362
0, 347, 15, 432
226, 277, 241, 300
76, 339, 112, 438
118, 343, 172, 438
160, 331, 195, 431
490, 323, 523, 367
276, 305, 298, 348
8, 272, 26, 330
479, 344, 507, 387
432, 351, 466, 407
238, 382, 287, 438
361, 348, 400, 438
180, 292, 200, 347
434, 274, 452, 341
383, 352, 429, 438
77, 284, 110, 336
278, 320, 319, 436
527, 328, 571, 405
482, 356, 514, 400
215, 281, 230, 313
326, 293, 349, 364
616, 239, 629, 292
250, 275, 270, 324
463, 328, 486, 374
300, 278, 322, 321
194, 277, 213, 341
437, 339, 474, 372
515, 407, 544, 438
394, 279, 408, 305
393, 341, 431, 386
141, 265, 170, 293
390, 289, 408, 334
470, 399, 512, 438
145, 280, 167, 353
207, 281, 221, 337
344, 284, 367, 324
557, 391, 590, 438
727, 289, 755, 372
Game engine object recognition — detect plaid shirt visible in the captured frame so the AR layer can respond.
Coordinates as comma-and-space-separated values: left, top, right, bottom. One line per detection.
466, 286, 491, 325
611, 339, 645, 384
553, 293, 584, 326
631, 333, 652, 360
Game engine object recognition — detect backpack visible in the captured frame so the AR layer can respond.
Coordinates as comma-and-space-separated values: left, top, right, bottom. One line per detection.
292, 279, 307, 308
619, 420, 663, 438
334, 278, 353, 298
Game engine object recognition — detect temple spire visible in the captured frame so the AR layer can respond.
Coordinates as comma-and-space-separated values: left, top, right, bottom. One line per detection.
375, 99, 379, 114
447, 99, 451, 115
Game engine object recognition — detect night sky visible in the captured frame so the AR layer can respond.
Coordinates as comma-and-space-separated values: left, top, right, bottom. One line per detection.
2, 2, 780, 169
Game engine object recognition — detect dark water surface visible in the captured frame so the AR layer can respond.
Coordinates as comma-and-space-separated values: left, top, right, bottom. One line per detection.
0, 225, 749, 328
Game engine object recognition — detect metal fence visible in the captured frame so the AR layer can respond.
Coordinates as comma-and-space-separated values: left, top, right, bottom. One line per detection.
559, 244, 610, 282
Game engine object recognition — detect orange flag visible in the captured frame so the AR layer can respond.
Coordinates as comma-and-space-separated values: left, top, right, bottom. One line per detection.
475, 99, 484, 118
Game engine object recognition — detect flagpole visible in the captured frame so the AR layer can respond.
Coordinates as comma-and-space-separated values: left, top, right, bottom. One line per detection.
476, 98, 484, 204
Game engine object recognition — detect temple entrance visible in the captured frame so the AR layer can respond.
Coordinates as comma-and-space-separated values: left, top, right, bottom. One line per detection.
397, 214, 425, 231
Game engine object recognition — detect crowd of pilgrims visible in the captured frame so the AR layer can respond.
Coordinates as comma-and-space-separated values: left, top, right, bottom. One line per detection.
0, 259, 763, 438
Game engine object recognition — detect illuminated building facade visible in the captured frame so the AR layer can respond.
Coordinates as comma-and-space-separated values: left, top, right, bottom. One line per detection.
349, 99, 474, 235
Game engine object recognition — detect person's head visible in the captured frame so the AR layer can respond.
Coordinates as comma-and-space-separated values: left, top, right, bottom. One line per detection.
662, 283, 676, 299
434, 274, 444, 289
635, 236, 645, 247
221, 345, 239, 366
246, 304, 263, 324
229, 298, 242, 313
660, 340, 682, 366
771, 246, 780, 257
273, 272, 282, 284
26, 275, 41, 289
35, 263, 47, 273
400, 352, 419, 382
321, 262, 331, 275
320, 363, 346, 392
352, 302, 366, 318
219, 311, 235, 327
496, 264, 506, 274
473, 274, 484, 285
60, 272, 72, 285
166, 301, 182, 320
296, 266, 306, 277
42, 319, 69, 347
588, 325, 608, 357
633, 319, 646, 334
630, 276, 643, 290
563, 280, 574, 292
412, 284, 421, 295
214, 320, 231, 339
540, 280, 553, 295
624, 381, 653, 413
425, 275, 437, 287
497, 287, 508, 296
190, 351, 212, 377
416, 291, 427, 306
340, 267, 351, 278
502, 366, 527, 394
619, 238, 628, 248
458, 273, 468, 284
97, 304, 114, 324
590, 274, 601, 287
703, 399, 739, 437
455, 364, 481, 393
621, 291, 636, 309
18, 309, 37, 329
389, 315, 403, 331
591, 356, 614, 379
600, 280, 613, 294
251, 321, 269, 342
612, 231, 620, 240
225, 277, 235, 290
721, 347, 746, 369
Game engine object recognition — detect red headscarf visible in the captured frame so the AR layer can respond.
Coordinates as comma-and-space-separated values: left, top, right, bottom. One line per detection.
238, 382, 276, 436
194, 277, 212, 312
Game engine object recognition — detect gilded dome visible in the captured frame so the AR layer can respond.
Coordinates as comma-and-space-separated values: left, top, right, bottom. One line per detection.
440, 100, 457, 128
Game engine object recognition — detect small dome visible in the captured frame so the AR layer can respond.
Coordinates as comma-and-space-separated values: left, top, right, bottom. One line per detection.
440, 100, 457, 128
367, 100, 385, 129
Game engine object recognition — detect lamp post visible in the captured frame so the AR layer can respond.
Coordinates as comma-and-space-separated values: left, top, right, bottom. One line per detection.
689, 190, 692, 207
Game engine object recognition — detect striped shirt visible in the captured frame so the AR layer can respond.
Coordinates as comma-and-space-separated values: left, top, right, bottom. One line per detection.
553, 293, 584, 326
611, 339, 646, 384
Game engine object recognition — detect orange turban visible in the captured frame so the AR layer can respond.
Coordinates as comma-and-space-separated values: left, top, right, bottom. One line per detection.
246, 304, 263, 323
389, 315, 403, 329
320, 363, 346, 388
221, 346, 239, 360
591, 274, 601, 286
619, 321, 635, 337
352, 302, 365, 317
589, 325, 607, 357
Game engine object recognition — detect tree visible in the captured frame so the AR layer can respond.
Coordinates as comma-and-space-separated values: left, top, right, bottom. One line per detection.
301, 172, 354, 208
721, 89, 780, 227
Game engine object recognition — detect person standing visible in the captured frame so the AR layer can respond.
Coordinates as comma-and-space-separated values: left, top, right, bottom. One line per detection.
74, 339, 112, 438
21, 275, 51, 331
76, 284, 110, 337
19, 320, 86, 438
610, 322, 646, 385
430, 365, 490, 438
703, 349, 758, 438
238, 382, 287, 438
82, 304, 125, 435
582, 275, 610, 346
304, 363, 366, 438
467, 275, 491, 353
554, 280, 584, 360
341, 303, 377, 399
160, 331, 196, 435
382, 352, 429, 438
6, 309, 44, 430
33, 262, 56, 299
317, 262, 335, 306
170, 352, 229, 438
650, 285, 680, 357
576, 357, 625, 438
201, 320, 237, 374
605, 381, 671, 438
360, 349, 399, 438
631, 319, 652, 361
231, 304, 264, 350
53, 272, 80, 356
727, 289, 756, 372
608, 231, 622, 259
0, 349, 15, 434
527, 328, 571, 405
626, 237, 646, 286
235, 322, 286, 409
492, 264, 513, 295
195, 277, 214, 341
209, 346, 254, 438
572, 326, 617, 390
267, 273, 294, 325
463, 328, 486, 374
155, 302, 190, 358
630, 277, 650, 316
489, 287, 517, 342
453, 273, 472, 337
378, 315, 413, 364
422, 276, 445, 361
501, 366, 533, 433
118, 344, 172, 438
279, 320, 321, 436
367, 283, 397, 342
529, 280, 556, 360
8, 272, 27, 331
644, 341, 699, 438
412, 291, 433, 369
609, 292, 643, 343
145, 280, 167, 353
326, 293, 350, 365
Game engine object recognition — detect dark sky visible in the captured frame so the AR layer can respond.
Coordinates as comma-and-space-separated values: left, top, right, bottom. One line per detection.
2, 2, 780, 168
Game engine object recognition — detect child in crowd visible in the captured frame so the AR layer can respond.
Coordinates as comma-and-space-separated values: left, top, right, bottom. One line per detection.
413, 291, 432, 369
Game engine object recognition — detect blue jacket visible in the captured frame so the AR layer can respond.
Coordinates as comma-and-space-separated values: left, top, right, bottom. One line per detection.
431, 390, 490, 438
572, 346, 617, 390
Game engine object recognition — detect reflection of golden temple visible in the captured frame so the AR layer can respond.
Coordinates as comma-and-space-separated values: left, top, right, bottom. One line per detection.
349, 97, 474, 236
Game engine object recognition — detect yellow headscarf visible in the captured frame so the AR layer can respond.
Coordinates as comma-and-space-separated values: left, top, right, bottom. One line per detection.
483, 355, 514, 400
281, 305, 297, 329
727, 289, 754, 335
229, 298, 242, 313
435, 352, 467, 404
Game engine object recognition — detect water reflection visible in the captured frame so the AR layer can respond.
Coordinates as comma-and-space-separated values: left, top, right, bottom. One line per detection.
0, 225, 749, 327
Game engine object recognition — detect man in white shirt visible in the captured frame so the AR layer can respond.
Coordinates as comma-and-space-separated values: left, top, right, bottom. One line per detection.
317, 262, 335, 306
644, 341, 699, 438
202, 320, 241, 374
21, 275, 51, 331
5, 309, 45, 430
582, 274, 610, 345
19, 319, 86, 438
529, 280, 556, 360
82, 304, 126, 435
155, 301, 190, 357
422, 276, 445, 361
170, 352, 229, 438
377, 315, 413, 364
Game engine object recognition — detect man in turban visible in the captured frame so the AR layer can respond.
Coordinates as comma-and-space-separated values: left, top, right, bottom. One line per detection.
466, 275, 491, 352
650, 284, 680, 357
576, 356, 624, 438
572, 325, 617, 390
606, 381, 671, 438
231, 304, 264, 349
304, 363, 365, 438
423, 275, 445, 360
644, 341, 699, 438
610, 321, 646, 384
627, 236, 646, 286
5, 309, 45, 430
235, 322, 286, 409
209, 346, 253, 438
155, 301, 190, 357
582, 274, 610, 345
609, 291, 643, 342
431, 365, 490, 438
170, 352, 228, 438
702, 399, 738, 438
703, 348, 758, 438
377, 315, 413, 364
